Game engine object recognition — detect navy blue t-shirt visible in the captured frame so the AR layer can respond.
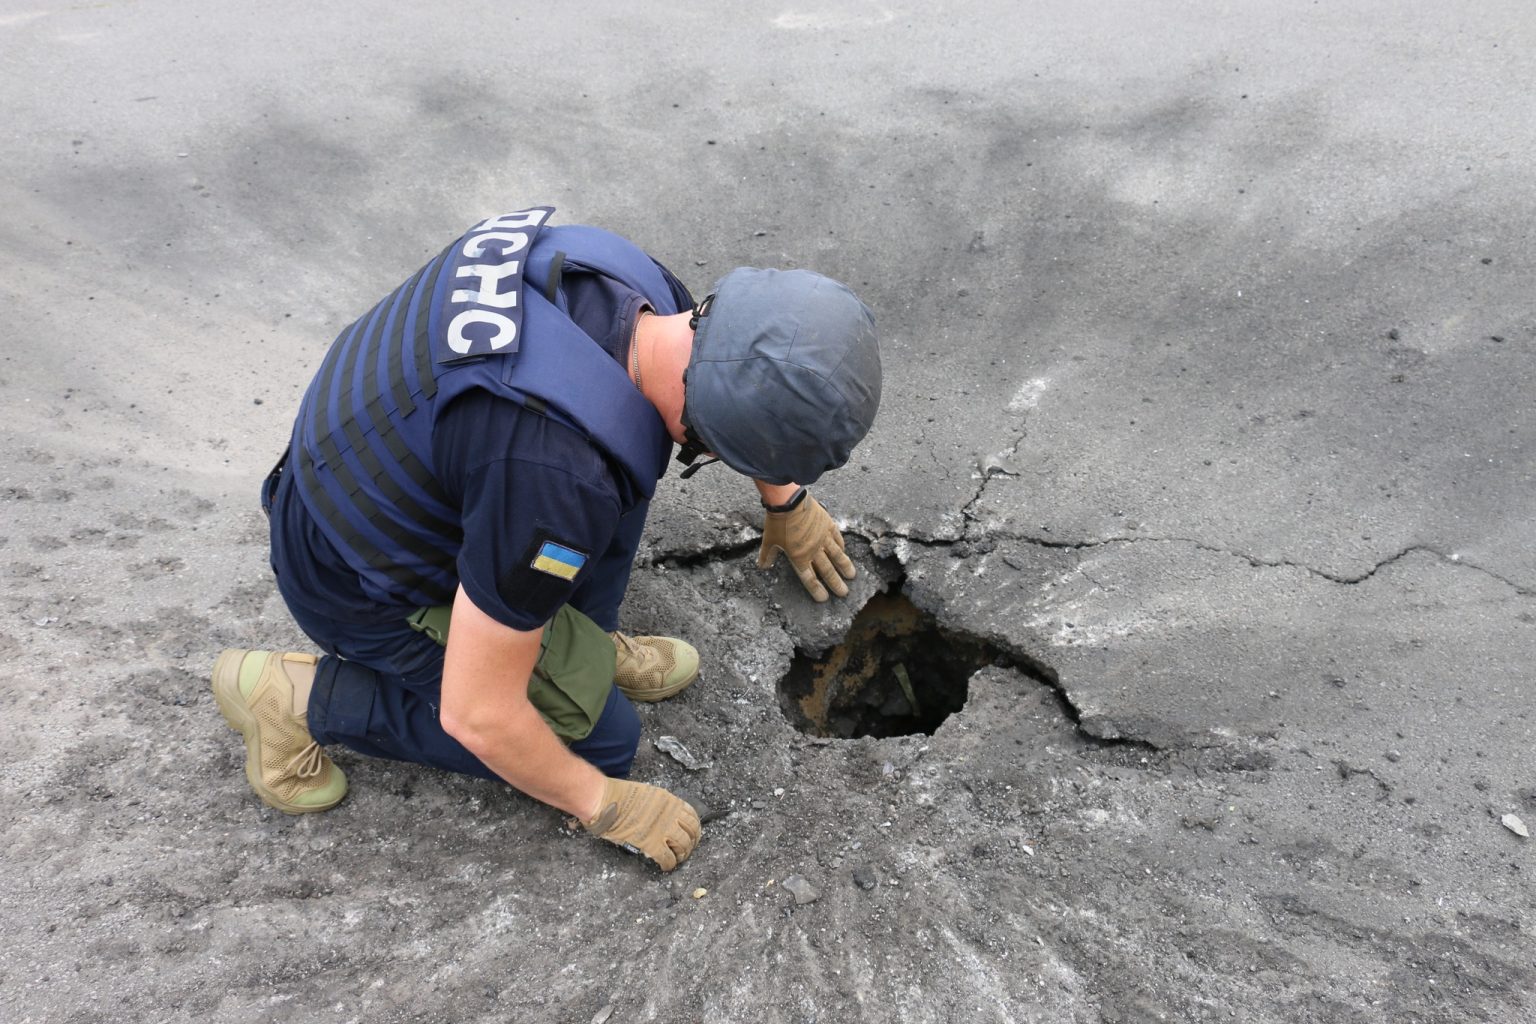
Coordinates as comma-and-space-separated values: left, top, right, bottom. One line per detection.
272, 267, 652, 632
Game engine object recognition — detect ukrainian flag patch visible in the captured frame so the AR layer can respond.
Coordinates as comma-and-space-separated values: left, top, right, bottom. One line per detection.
531, 540, 586, 581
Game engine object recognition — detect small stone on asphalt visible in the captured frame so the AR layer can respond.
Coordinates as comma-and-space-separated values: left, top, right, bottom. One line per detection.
782, 874, 820, 904
852, 867, 878, 891
1502, 814, 1528, 838
691, 887, 708, 899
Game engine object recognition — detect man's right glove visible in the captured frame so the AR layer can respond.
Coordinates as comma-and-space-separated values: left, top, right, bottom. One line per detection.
582, 778, 701, 872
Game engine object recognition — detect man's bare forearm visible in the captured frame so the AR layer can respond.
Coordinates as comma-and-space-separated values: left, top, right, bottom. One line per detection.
440, 585, 607, 821
463, 705, 606, 820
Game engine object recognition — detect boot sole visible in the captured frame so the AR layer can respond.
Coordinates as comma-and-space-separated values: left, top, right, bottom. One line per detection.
617, 664, 700, 703
211, 649, 344, 815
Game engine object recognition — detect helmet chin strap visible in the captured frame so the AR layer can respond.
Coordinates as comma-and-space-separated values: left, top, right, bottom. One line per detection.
677, 296, 723, 479
678, 454, 720, 480
688, 292, 716, 331
675, 419, 720, 478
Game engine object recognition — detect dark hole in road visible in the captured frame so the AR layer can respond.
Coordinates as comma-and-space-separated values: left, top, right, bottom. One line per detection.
778, 588, 1008, 739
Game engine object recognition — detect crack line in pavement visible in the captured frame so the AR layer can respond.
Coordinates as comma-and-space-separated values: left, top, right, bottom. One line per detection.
642, 523, 1530, 596
957, 421, 1030, 528
645, 537, 762, 570
861, 525, 1534, 597
1333, 758, 1394, 797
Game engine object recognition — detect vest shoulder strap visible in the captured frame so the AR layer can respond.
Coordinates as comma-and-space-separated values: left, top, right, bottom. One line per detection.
528, 225, 693, 317
505, 292, 671, 488
434, 221, 684, 491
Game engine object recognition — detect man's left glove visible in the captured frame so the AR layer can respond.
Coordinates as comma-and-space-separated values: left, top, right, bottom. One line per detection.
757, 489, 856, 602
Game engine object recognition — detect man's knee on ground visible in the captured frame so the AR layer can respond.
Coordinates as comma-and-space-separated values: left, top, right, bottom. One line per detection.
571, 687, 642, 779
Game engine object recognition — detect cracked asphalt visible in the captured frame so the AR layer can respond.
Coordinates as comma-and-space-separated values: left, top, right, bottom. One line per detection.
2, 2, 1532, 1022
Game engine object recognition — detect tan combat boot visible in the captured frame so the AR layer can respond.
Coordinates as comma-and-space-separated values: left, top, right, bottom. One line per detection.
211, 650, 348, 813
611, 632, 699, 702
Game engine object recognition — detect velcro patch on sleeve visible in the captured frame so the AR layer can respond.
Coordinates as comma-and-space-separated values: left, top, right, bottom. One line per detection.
497, 530, 592, 618
531, 539, 587, 581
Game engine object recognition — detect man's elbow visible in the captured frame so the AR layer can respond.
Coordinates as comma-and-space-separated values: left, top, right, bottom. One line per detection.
440, 706, 478, 751
441, 702, 519, 759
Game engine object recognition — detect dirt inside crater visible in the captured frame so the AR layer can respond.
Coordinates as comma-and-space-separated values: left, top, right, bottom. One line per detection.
777, 587, 1008, 738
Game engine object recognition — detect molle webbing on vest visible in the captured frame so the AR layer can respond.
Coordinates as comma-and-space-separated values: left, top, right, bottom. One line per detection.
295, 245, 460, 603
320, 264, 454, 533
295, 448, 449, 600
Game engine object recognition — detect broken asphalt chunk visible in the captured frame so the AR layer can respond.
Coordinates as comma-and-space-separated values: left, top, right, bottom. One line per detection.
655, 735, 711, 771
782, 874, 820, 905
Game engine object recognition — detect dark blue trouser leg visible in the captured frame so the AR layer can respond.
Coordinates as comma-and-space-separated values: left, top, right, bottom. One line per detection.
284, 597, 642, 780
304, 645, 641, 779
567, 687, 641, 776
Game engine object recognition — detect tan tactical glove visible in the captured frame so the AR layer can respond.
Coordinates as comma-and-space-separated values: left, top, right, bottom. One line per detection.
582, 778, 701, 872
757, 489, 856, 602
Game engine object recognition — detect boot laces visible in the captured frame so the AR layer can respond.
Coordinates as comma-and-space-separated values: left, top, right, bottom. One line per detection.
614, 630, 647, 662
286, 740, 326, 780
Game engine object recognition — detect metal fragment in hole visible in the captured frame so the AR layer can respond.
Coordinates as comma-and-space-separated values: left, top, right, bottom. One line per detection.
655, 735, 711, 771
893, 662, 921, 716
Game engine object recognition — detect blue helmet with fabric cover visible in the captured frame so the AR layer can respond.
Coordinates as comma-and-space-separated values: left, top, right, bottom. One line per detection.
680, 268, 881, 486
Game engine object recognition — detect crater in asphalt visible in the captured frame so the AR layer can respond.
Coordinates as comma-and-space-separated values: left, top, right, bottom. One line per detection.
778, 586, 1007, 739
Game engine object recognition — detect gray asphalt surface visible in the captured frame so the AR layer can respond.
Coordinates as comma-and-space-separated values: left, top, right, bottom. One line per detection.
2, 2, 1533, 1022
